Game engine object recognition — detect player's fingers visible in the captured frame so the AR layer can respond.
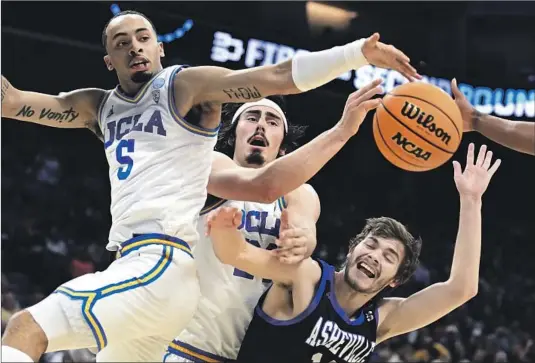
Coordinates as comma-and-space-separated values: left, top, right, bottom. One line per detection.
482, 150, 493, 170
451, 78, 462, 97
476, 144, 487, 167
280, 209, 290, 230
232, 211, 242, 227
452, 160, 462, 179
392, 47, 411, 63
488, 158, 502, 177
366, 32, 380, 45
350, 79, 383, 102
351, 85, 383, 107
396, 57, 418, 77
357, 99, 382, 113
279, 228, 298, 240
277, 238, 306, 251
277, 251, 307, 264
466, 143, 475, 167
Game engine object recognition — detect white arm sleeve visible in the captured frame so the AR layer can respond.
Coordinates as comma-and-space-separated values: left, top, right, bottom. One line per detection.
291, 39, 368, 92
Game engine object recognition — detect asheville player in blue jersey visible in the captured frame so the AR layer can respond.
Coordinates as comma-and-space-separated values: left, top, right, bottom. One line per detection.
206, 143, 501, 363
1, 9, 419, 363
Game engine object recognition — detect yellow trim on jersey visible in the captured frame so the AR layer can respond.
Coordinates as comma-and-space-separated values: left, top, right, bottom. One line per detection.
96, 91, 112, 130
167, 66, 220, 137
54, 245, 174, 351
277, 196, 287, 211
168, 342, 222, 363
200, 198, 227, 215
117, 237, 192, 258
112, 69, 166, 104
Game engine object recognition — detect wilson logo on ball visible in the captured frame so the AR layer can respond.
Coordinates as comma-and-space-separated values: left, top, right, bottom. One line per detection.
391, 132, 432, 161
400, 102, 452, 146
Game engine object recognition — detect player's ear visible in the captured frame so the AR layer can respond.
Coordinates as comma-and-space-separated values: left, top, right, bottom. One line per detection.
278, 148, 286, 157
103, 55, 114, 71
158, 42, 165, 58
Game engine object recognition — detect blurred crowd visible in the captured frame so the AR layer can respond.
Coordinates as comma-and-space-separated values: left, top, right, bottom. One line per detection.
2, 129, 534, 363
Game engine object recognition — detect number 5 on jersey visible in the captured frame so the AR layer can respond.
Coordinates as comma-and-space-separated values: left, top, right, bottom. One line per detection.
116, 139, 135, 180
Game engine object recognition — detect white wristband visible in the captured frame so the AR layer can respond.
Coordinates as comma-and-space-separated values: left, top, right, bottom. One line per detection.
291, 39, 368, 92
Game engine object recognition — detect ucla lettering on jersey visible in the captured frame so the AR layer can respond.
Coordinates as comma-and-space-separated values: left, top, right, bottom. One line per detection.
97, 66, 220, 250
168, 196, 287, 361
235, 260, 378, 363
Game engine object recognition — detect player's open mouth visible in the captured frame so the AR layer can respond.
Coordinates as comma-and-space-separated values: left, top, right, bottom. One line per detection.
248, 135, 268, 147
357, 261, 376, 278
129, 59, 150, 71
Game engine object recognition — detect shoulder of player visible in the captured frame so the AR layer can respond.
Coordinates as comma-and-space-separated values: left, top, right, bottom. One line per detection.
375, 297, 404, 332
211, 151, 237, 171
293, 258, 322, 286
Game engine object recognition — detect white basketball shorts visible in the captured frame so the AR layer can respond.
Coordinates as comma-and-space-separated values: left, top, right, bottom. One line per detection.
27, 233, 200, 362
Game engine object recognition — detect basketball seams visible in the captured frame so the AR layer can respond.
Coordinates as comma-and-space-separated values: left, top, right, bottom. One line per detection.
374, 113, 428, 170
379, 102, 454, 155
386, 93, 461, 138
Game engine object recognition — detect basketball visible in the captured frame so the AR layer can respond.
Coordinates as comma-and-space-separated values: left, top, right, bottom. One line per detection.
373, 82, 463, 172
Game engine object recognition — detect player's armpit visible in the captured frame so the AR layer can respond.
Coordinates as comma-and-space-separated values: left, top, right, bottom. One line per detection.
1, 76, 105, 130
376, 281, 477, 343
173, 63, 299, 110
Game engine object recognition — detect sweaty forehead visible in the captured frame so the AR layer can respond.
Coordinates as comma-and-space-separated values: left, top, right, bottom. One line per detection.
106, 15, 153, 38
242, 106, 283, 120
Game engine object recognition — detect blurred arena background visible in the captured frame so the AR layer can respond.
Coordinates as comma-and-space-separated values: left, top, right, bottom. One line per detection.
1, 1, 534, 362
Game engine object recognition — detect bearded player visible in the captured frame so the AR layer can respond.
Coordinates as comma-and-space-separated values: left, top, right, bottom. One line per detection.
165, 80, 385, 362
207, 144, 500, 363
0, 7, 420, 363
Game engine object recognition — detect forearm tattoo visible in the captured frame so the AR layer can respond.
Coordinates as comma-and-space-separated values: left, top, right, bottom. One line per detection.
223, 86, 262, 100
1, 77, 10, 102
15, 104, 79, 123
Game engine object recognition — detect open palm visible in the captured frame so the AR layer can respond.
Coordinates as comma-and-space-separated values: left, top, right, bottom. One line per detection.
453, 143, 501, 199
361, 33, 422, 82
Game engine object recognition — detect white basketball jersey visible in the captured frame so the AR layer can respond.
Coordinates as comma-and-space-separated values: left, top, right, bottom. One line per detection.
97, 66, 219, 250
174, 197, 286, 359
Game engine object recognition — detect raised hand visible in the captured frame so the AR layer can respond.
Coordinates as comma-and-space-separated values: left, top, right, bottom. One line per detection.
361, 33, 422, 82
206, 207, 243, 236
274, 209, 315, 264
337, 78, 384, 137
453, 143, 501, 201
451, 78, 479, 132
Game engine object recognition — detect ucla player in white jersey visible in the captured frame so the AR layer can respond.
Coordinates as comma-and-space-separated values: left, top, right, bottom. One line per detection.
165, 81, 388, 362
165, 96, 320, 362
1, 9, 419, 363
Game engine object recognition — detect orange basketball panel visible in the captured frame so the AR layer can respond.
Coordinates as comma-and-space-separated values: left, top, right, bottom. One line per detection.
373, 109, 453, 172
390, 81, 464, 130
382, 95, 462, 154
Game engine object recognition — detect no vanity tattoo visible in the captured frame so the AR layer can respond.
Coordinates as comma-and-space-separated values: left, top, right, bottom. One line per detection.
16, 104, 79, 123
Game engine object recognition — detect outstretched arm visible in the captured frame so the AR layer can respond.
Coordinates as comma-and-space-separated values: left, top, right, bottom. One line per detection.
207, 80, 383, 203
174, 33, 419, 113
207, 206, 320, 286
274, 184, 321, 264
452, 78, 534, 156
376, 144, 501, 343
1, 75, 105, 131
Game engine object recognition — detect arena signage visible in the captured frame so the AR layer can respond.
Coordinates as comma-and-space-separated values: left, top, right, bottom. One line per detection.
210, 31, 534, 119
